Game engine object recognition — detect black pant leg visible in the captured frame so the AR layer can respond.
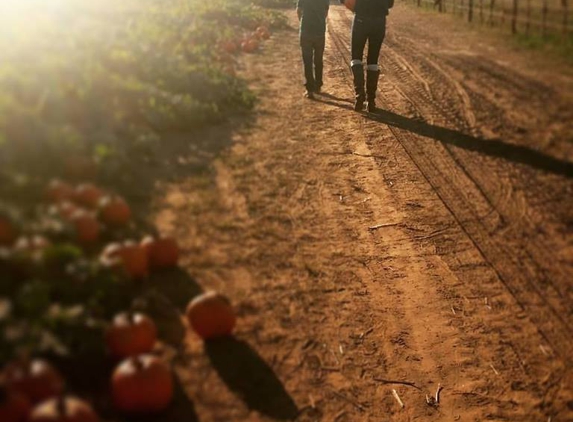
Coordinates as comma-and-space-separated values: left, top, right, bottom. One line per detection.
366, 16, 386, 65
300, 35, 315, 91
314, 36, 325, 88
351, 17, 368, 62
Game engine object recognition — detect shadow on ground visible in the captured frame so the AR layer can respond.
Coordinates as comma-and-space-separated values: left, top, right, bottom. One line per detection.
315, 94, 573, 178
205, 337, 298, 421
142, 268, 204, 347
100, 114, 255, 228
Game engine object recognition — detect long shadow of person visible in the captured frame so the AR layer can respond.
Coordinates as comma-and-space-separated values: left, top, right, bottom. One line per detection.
316, 91, 353, 103
368, 108, 573, 178
205, 337, 298, 421
314, 95, 573, 179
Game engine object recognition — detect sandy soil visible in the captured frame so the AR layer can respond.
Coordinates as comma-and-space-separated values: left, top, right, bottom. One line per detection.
151, 4, 573, 421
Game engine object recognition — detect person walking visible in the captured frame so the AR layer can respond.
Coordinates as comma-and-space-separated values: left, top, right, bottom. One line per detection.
341, 0, 394, 112
297, 0, 330, 99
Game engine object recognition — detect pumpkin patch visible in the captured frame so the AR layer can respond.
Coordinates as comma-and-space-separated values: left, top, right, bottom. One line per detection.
111, 355, 173, 414
3, 359, 64, 404
186, 292, 237, 340
141, 236, 179, 269
0, 0, 281, 418
105, 312, 157, 359
28, 396, 99, 422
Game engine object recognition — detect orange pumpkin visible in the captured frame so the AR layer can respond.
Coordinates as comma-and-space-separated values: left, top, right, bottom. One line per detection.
185, 292, 236, 340
45, 180, 74, 204
141, 236, 179, 269
256, 26, 270, 40
73, 184, 104, 209
14, 236, 50, 253
105, 312, 157, 359
14, 236, 51, 262
3, 359, 64, 404
70, 211, 100, 246
241, 38, 259, 53
0, 217, 18, 247
50, 201, 80, 221
28, 396, 99, 422
111, 355, 173, 414
119, 242, 149, 280
221, 40, 238, 54
0, 387, 31, 422
98, 196, 131, 227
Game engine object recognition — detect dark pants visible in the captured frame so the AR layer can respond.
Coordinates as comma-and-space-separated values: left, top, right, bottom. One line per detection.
351, 15, 386, 65
300, 34, 325, 92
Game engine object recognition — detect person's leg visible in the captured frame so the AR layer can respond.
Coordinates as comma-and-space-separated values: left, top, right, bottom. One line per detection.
350, 17, 368, 110
300, 35, 315, 97
365, 17, 386, 112
314, 36, 325, 92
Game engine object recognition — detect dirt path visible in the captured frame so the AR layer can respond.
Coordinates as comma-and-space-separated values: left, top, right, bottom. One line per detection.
153, 4, 572, 421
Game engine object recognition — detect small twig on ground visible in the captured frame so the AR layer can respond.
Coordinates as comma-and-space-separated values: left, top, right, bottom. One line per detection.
392, 389, 405, 408
490, 364, 499, 375
368, 223, 399, 231
435, 384, 443, 403
451, 306, 456, 315
309, 394, 316, 408
373, 378, 421, 390
334, 411, 348, 421
359, 327, 374, 339
352, 152, 385, 159
425, 394, 434, 406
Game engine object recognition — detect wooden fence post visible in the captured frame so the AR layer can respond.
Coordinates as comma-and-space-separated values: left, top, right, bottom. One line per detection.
469, 0, 474, 21
511, 0, 518, 34
526, 0, 531, 34
542, 0, 548, 36
563, 0, 569, 35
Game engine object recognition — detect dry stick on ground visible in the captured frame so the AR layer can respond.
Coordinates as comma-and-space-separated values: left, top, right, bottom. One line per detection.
356, 327, 374, 339
392, 389, 405, 408
368, 222, 400, 231
373, 378, 422, 390
435, 384, 443, 403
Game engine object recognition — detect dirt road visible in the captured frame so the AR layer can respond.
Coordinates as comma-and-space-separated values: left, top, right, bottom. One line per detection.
152, 4, 573, 421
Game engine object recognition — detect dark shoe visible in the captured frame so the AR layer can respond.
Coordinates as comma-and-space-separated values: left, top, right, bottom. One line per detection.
351, 63, 365, 111
314, 85, 322, 94
367, 100, 376, 113
304, 91, 315, 99
366, 69, 380, 112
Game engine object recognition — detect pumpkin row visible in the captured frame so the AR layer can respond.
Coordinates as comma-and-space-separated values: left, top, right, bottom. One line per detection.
1, 291, 236, 421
